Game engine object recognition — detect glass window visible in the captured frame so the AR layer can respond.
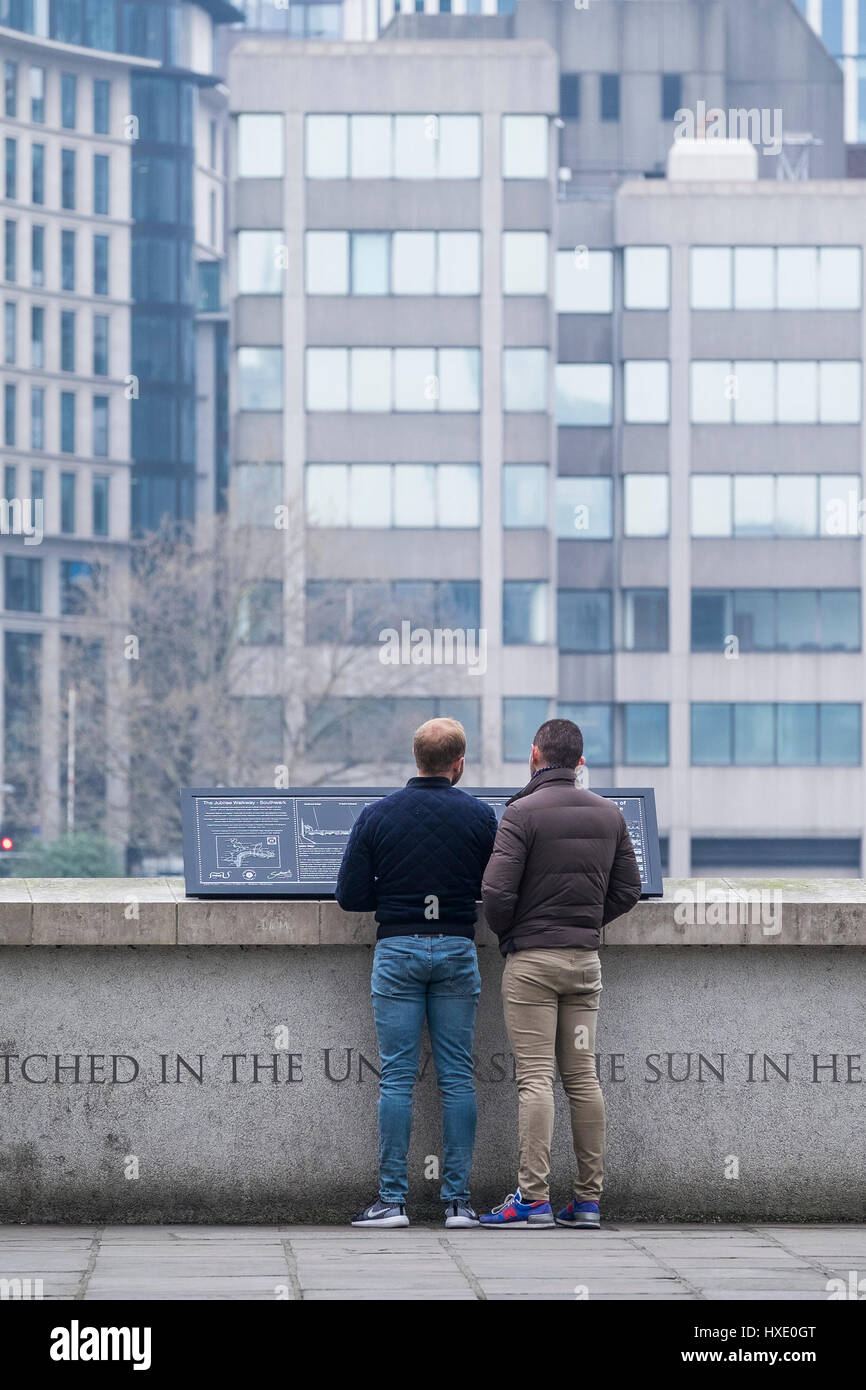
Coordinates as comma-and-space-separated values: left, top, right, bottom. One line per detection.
438, 116, 480, 178
691, 475, 732, 537
305, 231, 348, 294
777, 361, 817, 424
5, 137, 16, 200
661, 73, 682, 121
3, 383, 15, 445
350, 114, 391, 177
61, 72, 77, 130
61, 309, 76, 371
600, 73, 620, 121
439, 348, 480, 411
393, 348, 435, 412
624, 360, 669, 423
30, 386, 44, 449
732, 361, 774, 424
93, 154, 109, 217
821, 475, 861, 535
775, 475, 817, 536
61, 229, 76, 291
60, 393, 75, 454
438, 465, 479, 527
819, 361, 860, 423
690, 361, 731, 422
238, 230, 283, 294
92, 395, 108, 457
503, 232, 548, 295
93, 79, 110, 135
392, 232, 435, 295
556, 249, 613, 313
437, 232, 479, 295
238, 346, 282, 409
60, 469, 76, 529
733, 475, 774, 537
92, 474, 109, 536
733, 247, 774, 308
238, 581, 283, 645
691, 702, 732, 764
777, 247, 818, 309
93, 234, 108, 295
503, 465, 547, 528
4, 61, 17, 118
691, 247, 732, 309
556, 363, 612, 425
197, 260, 220, 311
734, 703, 775, 765
31, 143, 44, 204
819, 704, 861, 765
394, 116, 437, 179
560, 72, 580, 120
394, 464, 435, 526
351, 232, 389, 295
558, 590, 611, 652
504, 348, 547, 411
349, 464, 390, 525
776, 590, 818, 650
502, 115, 548, 178
503, 697, 549, 762
238, 114, 284, 178
306, 464, 350, 526
350, 348, 391, 411
820, 589, 860, 650
624, 474, 669, 537
4, 300, 16, 364
625, 704, 668, 765
4, 219, 15, 282
777, 704, 817, 766
4, 556, 41, 613
624, 589, 668, 651
558, 703, 613, 764
30, 66, 45, 123
624, 247, 670, 310
503, 581, 548, 644
31, 224, 43, 286
818, 248, 861, 308
733, 590, 774, 650
234, 461, 283, 527
61, 148, 76, 210
306, 348, 347, 410
555, 476, 613, 539
29, 304, 42, 366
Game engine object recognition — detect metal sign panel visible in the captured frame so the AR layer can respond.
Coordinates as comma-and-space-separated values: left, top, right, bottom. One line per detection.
181, 786, 663, 899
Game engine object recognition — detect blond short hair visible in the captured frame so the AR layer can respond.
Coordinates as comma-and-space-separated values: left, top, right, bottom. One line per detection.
413, 717, 467, 776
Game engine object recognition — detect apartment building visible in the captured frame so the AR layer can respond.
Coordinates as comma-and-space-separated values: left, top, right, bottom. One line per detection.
0, 0, 238, 853
228, 0, 866, 878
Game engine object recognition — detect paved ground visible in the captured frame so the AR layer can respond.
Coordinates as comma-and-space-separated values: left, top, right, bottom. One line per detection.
1, 1224, 864, 1300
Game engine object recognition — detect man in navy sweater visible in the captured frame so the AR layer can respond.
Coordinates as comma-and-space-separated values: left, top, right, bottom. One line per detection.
336, 717, 497, 1229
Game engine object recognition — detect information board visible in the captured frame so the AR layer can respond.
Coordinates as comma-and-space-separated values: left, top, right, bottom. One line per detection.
181, 786, 663, 899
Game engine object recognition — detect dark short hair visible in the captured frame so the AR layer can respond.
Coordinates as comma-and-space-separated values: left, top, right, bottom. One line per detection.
533, 718, 583, 768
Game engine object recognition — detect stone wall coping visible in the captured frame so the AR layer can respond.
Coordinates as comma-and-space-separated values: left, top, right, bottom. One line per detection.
0, 877, 863, 946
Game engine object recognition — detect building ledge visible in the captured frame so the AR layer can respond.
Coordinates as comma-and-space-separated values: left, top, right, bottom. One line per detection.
0, 878, 863, 947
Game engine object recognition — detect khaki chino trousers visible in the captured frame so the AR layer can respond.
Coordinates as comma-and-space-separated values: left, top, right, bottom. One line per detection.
502, 946, 604, 1205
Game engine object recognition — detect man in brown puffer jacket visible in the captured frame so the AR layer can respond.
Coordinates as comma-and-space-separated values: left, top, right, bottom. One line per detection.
479, 718, 642, 1230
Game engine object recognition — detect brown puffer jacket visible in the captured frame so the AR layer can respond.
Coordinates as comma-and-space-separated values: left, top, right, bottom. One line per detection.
482, 767, 642, 955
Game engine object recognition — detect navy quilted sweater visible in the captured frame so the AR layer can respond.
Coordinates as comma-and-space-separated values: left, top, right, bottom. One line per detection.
335, 777, 498, 940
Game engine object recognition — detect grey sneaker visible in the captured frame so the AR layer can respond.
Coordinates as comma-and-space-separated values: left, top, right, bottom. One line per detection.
444, 1200, 480, 1228
351, 1198, 409, 1228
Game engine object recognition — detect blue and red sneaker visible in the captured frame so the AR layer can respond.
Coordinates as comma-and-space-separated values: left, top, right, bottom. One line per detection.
555, 1199, 601, 1230
480, 1189, 554, 1228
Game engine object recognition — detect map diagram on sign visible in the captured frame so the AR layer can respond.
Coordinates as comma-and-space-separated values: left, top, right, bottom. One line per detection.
296, 800, 366, 848
216, 835, 280, 871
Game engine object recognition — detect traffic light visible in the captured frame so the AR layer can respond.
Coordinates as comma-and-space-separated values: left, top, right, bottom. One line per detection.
0, 836, 13, 852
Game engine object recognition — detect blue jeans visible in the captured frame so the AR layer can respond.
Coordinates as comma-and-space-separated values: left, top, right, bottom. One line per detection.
371, 934, 481, 1205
